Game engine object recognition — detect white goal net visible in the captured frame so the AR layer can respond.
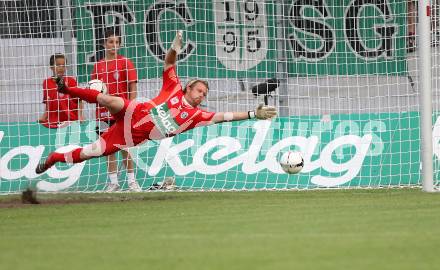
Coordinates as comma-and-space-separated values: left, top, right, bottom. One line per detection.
0, 0, 439, 193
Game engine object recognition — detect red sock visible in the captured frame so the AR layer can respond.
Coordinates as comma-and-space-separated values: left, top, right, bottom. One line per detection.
46, 148, 84, 167
67, 86, 100, 103
66, 148, 83, 163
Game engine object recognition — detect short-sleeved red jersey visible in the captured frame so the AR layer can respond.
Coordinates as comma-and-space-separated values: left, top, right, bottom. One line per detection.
41, 76, 79, 128
132, 66, 214, 141
91, 55, 137, 121
147, 91, 215, 139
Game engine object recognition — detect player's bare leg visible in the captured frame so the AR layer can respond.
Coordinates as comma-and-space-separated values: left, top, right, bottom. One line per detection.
121, 150, 134, 173
35, 148, 90, 174
96, 94, 125, 116
104, 153, 120, 192
35, 138, 104, 174
55, 75, 125, 115
121, 150, 141, 191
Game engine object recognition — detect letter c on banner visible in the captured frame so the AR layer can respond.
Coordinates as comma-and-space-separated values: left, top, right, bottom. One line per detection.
145, 2, 195, 61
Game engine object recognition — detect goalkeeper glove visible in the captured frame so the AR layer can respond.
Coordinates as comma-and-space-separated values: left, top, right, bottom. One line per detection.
171, 30, 183, 54
253, 104, 277, 120
54, 76, 67, 93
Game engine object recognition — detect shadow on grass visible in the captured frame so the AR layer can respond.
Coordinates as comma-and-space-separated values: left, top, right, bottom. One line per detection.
0, 191, 178, 208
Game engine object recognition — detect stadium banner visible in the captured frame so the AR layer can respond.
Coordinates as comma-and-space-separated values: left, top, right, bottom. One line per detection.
286, 0, 407, 75
0, 112, 425, 193
73, 0, 277, 81
73, 0, 406, 81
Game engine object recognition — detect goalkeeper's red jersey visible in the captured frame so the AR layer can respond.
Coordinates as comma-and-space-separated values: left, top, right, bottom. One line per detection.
131, 66, 215, 141
41, 76, 80, 128
91, 55, 137, 122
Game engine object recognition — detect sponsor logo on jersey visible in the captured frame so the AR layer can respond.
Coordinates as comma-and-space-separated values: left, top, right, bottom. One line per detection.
180, 112, 188, 119
113, 71, 119, 80
150, 102, 180, 136
170, 96, 179, 105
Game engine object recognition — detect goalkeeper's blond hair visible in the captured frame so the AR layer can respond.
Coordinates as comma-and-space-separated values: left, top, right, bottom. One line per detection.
184, 79, 209, 93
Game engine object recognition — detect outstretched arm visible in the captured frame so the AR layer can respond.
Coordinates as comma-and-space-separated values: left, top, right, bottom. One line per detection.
164, 30, 183, 71
211, 104, 277, 124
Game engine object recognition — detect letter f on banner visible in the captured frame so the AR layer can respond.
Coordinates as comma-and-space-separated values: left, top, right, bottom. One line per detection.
85, 2, 136, 63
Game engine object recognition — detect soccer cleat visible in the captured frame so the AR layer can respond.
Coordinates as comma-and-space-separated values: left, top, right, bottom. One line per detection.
128, 181, 142, 192
35, 153, 59, 174
163, 177, 176, 190
148, 177, 176, 190
35, 162, 49, 174
54, 75, 68, 93
105, 183, 120, 192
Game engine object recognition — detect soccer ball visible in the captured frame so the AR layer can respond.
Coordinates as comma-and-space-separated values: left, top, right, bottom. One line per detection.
88, 79, 107, 94
279, 151, 304, 174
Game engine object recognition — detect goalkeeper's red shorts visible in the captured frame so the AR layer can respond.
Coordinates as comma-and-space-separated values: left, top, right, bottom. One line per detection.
98, 99, 151, 156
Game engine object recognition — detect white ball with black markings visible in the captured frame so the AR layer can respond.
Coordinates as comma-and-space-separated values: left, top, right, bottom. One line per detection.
280, 151, 304, 174
88, 79, 107, 94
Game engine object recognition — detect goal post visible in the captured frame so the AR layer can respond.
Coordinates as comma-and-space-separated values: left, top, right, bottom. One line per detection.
419, 0, 434, 192
0, 0, 439, 193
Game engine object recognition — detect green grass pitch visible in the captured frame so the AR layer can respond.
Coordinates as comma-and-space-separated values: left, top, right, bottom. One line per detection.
1, 189, 439, 270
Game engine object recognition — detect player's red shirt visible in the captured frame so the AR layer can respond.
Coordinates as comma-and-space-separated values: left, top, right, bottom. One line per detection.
132, 66, 215, 141
41, 76, 79, 128
91, 55, 137, 121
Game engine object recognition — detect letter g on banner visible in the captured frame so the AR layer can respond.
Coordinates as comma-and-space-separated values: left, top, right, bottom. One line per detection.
145, 2, 195, 61
345, 0, 397, 59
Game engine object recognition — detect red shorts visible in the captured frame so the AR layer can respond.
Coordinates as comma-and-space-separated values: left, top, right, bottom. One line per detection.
99, 99, 152, 156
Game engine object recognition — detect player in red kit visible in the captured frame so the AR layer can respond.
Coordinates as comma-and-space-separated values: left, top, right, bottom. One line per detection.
35, 31, 277, 191
91, 28, 139, 192
38, 53, 84, 128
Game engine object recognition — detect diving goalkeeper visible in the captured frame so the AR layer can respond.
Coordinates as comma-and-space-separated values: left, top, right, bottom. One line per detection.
35, 31, 277, 174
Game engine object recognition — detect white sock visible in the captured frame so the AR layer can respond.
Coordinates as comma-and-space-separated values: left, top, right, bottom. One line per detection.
127, 172, 135, 184
108, 173, 118, 185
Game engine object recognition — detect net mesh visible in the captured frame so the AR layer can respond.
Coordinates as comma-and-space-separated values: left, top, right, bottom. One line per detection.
0, 0, 439, 193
